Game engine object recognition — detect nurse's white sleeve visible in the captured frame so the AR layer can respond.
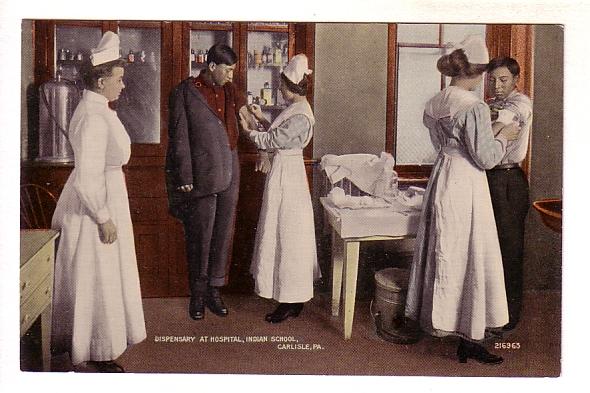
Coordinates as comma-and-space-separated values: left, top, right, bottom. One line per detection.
248, 114, 311, 150
462, 102, 508, 170
72, 114, 111, 224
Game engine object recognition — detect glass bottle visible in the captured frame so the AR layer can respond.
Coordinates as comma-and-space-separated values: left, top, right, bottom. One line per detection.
204, 49, 208, 63
140, 50, 146, 63
197, 49, 204, 63
127, 50, 135, 63
261, 81, 273, 106
274, 44, 282, 65
261, 48, 268, 64
190, 49, 196, 62
254, 50, 262, 67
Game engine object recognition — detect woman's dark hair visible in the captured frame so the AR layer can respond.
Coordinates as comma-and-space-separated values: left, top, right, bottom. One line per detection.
206, 43, 238, 66
80, 58, 126, 90
437, 49, 487, 78
280, 72, 308, 96
487, 56, 520, 76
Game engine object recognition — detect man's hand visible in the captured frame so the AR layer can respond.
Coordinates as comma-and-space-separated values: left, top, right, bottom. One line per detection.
98, 219, 117, 244
178, 184, 194, 192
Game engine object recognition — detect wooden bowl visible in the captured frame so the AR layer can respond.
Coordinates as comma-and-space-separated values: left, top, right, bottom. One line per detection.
532, 198, 562, 233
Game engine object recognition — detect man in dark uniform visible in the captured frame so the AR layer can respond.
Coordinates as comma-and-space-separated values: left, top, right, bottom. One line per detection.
486, 57, 533, 331
166, 44, 240, 320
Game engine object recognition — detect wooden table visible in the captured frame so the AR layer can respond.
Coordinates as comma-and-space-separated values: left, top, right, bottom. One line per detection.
20, 229, 59, 371
320, 198, 419, 339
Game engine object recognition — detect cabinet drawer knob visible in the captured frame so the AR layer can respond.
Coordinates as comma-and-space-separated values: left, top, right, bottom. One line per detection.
45, 287, 51, 296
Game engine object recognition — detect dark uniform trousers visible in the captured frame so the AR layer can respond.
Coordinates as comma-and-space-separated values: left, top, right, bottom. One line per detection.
486, 166, 530, 327
182, 150, 240, 295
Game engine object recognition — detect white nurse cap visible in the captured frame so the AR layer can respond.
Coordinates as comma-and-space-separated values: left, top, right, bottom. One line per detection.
90, 31, 121, 66
447, 34, 489, 65
283, 54, 313, 85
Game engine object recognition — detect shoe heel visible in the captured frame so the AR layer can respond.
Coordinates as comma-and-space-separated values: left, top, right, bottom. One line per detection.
291, 304, 304, 317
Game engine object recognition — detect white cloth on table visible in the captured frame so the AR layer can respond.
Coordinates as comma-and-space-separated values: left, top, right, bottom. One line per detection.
320, 152, 397, 200
51, 90, 146, 365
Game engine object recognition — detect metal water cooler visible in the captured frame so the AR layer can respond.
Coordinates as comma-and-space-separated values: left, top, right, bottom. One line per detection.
37, 77, 81, 162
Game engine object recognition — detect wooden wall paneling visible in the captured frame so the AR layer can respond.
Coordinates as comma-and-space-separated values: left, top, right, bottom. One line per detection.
167, 221, 190, 297
133, 224, 169, 298
385, 24, 397, 155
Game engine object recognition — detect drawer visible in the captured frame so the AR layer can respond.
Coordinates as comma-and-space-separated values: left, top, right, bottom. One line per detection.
20, 274, 53, 336
20, 241, 54, 303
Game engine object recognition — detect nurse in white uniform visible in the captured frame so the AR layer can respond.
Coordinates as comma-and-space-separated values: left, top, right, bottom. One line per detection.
51, 31, 146, 372
403, 36, 520, 364
239, 54, 320, 323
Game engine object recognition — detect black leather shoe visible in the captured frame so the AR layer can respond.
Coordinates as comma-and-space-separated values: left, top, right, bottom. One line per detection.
265, 303, 303, 323
205, 287, 228, 317
189, 295, 205, 320
457, 339, 503, 365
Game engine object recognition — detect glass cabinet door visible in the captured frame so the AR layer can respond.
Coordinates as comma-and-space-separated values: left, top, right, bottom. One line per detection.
246, 28, 289, 122
55, 25, 103, 86
189, 26, 233, 77
117, 26, 161, 144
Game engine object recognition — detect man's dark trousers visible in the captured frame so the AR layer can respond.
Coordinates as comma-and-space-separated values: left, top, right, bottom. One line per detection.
487, 166, 530, 328
182, 150, 240, 295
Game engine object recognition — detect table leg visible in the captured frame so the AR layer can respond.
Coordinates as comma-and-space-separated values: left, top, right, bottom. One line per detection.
331, 230, 344, 316
343, 241, 360, 340
41, 304, 52, 371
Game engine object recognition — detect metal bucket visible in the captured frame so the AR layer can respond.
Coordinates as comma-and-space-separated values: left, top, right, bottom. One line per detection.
373, 268, 409, 330
372, 267, 420, 344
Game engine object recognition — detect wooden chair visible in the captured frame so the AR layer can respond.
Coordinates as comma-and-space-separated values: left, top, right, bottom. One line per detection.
20, 184, 58, 229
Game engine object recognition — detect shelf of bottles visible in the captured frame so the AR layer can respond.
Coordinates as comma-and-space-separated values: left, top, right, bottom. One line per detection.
247, 31, 289, 122
117, 27, 161, 144
55, 26, 103, 87
189, 29, 233, 77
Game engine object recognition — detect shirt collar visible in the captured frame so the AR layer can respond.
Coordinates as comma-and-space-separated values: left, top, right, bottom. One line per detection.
195, 70, 218, 88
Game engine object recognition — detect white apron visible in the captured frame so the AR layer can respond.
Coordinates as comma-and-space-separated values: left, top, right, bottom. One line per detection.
250, 102, 320, 303
405, 88, 508, 341
51, 90, 146, 365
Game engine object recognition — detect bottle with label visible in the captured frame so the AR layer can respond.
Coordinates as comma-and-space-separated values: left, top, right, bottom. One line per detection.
204, 50, 208, 63
197, 50, 204, 63
76, 51, 83, 61
247, 91, 253, 105
59, 48, 67, 61
254, 50, 262, 67
261, 48, 268, 64
266, 47, 273, 64
190, 49, 196, 63
274, 43, 282, 65
140, 50, 146, 62
261, 81, 273, 106
128, 50, 135, 63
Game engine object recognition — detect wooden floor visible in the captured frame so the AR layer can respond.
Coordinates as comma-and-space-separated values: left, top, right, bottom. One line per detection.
47, 289, 561, 377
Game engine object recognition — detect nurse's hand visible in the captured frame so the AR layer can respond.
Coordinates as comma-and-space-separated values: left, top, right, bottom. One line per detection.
498, 122, 520, 141
239, 113, 253, 136
256, 151, 271, 174
248, 104, 264, 121
98, 219, 118, 244
178, 184, 193, 192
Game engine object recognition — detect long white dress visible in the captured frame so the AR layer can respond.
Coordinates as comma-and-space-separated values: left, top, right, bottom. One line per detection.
404, 86, 509, 341
248, 100, 320, 303
51, 90, 146, 365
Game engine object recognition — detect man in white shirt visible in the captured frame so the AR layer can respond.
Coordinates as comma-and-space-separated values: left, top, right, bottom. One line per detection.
486, 57, 533, 332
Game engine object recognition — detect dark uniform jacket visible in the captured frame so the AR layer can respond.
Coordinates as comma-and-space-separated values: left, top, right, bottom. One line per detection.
165, 78, 237, 218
